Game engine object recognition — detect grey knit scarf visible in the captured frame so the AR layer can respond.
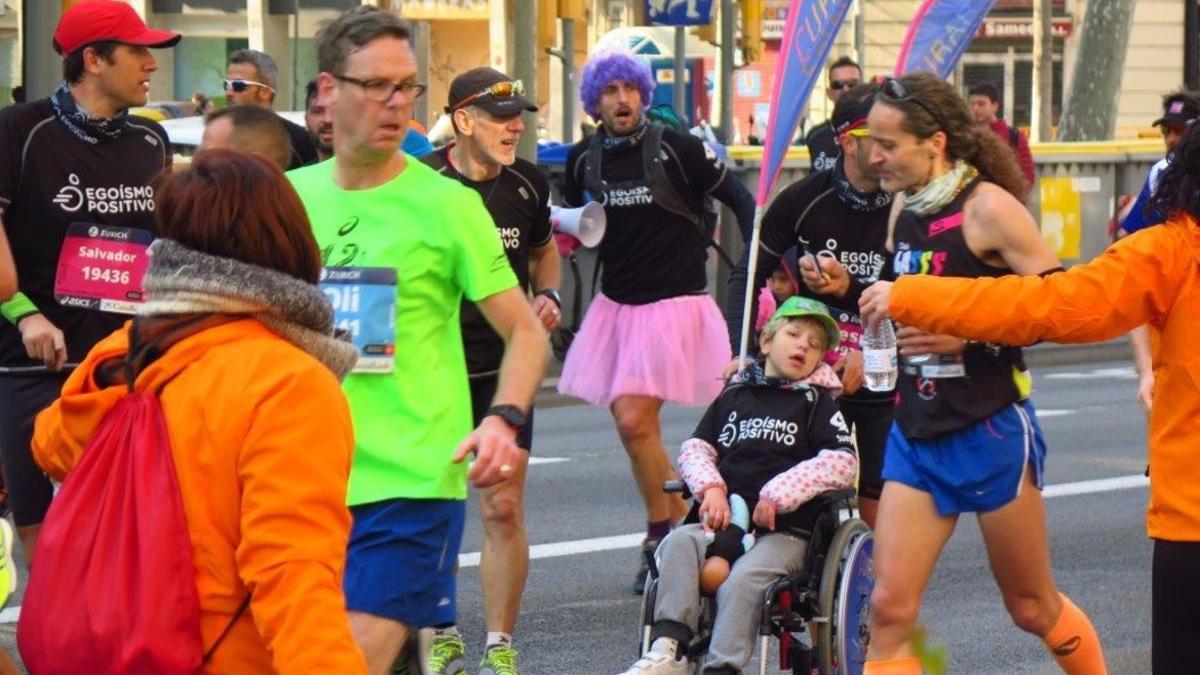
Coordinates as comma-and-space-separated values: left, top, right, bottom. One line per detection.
139, 239, 358, 379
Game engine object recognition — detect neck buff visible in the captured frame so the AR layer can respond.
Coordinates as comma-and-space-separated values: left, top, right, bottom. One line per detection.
903, 159, 979, 216
50, 82, 129, 145
601, 118, 649, 150
733, 359, 844, 399
833, 157, 893, 212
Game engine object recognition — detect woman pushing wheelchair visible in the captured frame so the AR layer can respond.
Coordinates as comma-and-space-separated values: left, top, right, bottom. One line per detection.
618, 297, 857, 675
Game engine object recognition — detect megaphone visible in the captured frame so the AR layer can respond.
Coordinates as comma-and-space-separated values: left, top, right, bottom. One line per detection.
551, 201, 606, 248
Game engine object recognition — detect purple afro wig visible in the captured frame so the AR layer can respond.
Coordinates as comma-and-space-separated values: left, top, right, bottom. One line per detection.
580, 50, 655, 120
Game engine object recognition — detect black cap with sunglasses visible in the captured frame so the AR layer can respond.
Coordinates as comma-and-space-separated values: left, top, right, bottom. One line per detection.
1153, 95, 1200, 128
446, 68, 538, 117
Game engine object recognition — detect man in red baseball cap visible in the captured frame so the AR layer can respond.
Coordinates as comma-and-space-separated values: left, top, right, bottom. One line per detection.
0, 0, 179, 567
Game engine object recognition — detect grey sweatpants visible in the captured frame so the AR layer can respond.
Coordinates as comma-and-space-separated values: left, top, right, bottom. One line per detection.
652, 523, 808, 673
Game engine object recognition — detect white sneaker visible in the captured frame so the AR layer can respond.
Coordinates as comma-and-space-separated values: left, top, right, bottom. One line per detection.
617, 650, 689, 675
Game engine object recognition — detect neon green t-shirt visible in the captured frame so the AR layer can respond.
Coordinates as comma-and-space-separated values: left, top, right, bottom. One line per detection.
289, 157, 517, 504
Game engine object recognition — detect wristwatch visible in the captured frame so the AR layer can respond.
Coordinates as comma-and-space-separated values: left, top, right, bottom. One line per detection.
536, 288, 563, 309
485, 404, 528, 430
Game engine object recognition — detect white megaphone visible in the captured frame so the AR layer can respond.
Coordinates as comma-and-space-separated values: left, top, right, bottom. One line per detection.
551, 201, 606, 248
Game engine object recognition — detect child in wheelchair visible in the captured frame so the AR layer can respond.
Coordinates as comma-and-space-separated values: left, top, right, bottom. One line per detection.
619, 297, 858, 675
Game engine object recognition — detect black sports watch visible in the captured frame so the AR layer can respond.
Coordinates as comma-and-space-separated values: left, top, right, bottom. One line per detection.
536, 288, 562, 309
485, 404, 528, 430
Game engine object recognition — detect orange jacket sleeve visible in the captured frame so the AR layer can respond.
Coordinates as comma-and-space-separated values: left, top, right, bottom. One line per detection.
889, 222, 1190, 345
233, 361, 367, 675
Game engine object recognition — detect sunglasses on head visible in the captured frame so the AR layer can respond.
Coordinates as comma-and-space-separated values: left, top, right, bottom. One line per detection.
879, 76, 950, 133
451, 79, 525, 112
223, 78, 275, 94
830, 78, 860, 91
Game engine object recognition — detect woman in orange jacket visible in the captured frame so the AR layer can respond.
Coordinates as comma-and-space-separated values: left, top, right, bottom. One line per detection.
860, 124, 1200, 675
31, 150, 367, 674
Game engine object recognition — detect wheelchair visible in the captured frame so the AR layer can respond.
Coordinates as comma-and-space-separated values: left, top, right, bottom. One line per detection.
637, 485, 874, 675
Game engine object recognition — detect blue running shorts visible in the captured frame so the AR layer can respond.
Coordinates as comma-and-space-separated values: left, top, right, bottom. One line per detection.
882, 400, 1047, 516
344, 497, 466, 627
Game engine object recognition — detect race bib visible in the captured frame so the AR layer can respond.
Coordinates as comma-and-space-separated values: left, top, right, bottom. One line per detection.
824, 308, 865, 366
320, 267, 397, 374
54, 223, 152, 314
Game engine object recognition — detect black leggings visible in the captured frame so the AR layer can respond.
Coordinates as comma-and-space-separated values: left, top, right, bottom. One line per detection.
839, 398, 893, 501
1153, 539, 1200, 674
0, 374, 65, 527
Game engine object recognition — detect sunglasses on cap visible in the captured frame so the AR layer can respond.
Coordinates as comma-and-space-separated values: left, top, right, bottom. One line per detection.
878, 76, 951, 133
830, 78, 860, 91
451, 79, 525, 111
223, 78, 275, 94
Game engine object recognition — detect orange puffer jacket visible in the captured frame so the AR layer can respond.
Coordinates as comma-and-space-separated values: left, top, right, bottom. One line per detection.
888, 215, 1200, 542
33, 318, 368, 674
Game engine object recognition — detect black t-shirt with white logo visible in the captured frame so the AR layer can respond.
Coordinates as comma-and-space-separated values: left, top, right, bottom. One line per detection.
562, 126, 728, 304
424, 148, 552, 375
0, 100, 169, 367
692, 380, 854, 535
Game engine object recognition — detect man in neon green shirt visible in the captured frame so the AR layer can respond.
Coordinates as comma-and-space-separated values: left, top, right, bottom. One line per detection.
288, 8, 548, 673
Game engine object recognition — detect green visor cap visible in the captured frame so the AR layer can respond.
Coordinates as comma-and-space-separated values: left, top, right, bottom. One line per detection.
769, 296, 841, 351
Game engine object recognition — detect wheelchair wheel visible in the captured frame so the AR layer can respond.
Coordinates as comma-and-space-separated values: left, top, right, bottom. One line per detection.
639, 573, 657, 656
815, 518, 873, 675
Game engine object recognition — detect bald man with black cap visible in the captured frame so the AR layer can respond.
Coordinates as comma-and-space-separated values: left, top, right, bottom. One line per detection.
0, 0, 179, 563
418, 66, 560, 675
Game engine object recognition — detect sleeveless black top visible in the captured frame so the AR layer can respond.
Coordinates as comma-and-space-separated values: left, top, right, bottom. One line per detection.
890, 180, 1028, 439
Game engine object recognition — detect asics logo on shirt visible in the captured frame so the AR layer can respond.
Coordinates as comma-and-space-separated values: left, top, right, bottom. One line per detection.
53, 172, 154, 215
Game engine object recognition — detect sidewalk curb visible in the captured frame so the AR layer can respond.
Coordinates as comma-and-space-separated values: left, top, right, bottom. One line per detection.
534, 337, 1133, 408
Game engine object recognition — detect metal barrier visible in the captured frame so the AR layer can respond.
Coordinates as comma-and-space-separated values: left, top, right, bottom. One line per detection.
541, 140, 1165, 334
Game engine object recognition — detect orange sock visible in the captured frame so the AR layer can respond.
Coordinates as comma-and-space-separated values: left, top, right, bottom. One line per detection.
1041, 593, 1107, 675
864, 657, 922, 674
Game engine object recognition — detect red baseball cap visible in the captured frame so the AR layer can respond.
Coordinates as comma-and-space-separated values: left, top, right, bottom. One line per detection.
53, 1, 181, 56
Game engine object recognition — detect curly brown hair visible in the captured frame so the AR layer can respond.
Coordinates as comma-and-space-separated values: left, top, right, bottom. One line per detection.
878, 72, 1029, 201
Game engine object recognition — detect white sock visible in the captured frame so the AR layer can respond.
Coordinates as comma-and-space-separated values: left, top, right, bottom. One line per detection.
433, 625, 459, 637
485, 632, 512, 649
649, 637, 679, 660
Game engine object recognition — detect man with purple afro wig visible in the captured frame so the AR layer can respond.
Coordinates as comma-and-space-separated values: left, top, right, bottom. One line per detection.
557, 49, 756, 598
579, 50, 655, 122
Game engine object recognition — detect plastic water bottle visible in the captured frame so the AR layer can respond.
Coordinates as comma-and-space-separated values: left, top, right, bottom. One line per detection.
862, 320, 898, 392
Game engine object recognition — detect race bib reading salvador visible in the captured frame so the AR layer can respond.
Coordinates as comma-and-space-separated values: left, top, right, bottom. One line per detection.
320, 267, 397, 374
54, 223, 152, 314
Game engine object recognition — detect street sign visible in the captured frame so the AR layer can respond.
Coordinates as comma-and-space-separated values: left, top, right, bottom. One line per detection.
644, 0, 715, 26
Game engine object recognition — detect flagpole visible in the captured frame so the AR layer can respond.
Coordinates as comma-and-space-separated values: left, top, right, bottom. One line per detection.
736, 204, 765, 369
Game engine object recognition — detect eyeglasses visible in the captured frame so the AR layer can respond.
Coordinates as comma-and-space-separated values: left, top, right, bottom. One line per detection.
334, 75, 427, 103
223, 78, 275, 94
879, 76, 951, 133
830, 78, 860, 91
450, 79, 525, 111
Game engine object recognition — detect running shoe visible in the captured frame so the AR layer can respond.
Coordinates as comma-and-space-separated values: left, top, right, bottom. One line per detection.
0, 518, 16, 609
632, 537, 661, 595
478, 644, 520, 675
616, 650, 689, 675
427, 633, 466, 675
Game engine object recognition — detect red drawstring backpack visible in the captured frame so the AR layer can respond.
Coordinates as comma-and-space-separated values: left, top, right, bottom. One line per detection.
18, 318, 246, 674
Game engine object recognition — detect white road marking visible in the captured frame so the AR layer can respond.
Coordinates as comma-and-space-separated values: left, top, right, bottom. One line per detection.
1041, 473, 1148, 498
1043, 367, 1136, 380
528, 456, 570, 466
457, 473, 1151, 569
0, 473, 1152, 624
1035, 409, 1075, 418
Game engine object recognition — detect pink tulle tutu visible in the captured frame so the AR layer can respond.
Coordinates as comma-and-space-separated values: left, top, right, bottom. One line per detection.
558, 293, 732, 406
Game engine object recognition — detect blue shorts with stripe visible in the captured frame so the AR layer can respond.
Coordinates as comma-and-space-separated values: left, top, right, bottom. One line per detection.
344, 498, 466, 627
882, 400, 1046, 516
